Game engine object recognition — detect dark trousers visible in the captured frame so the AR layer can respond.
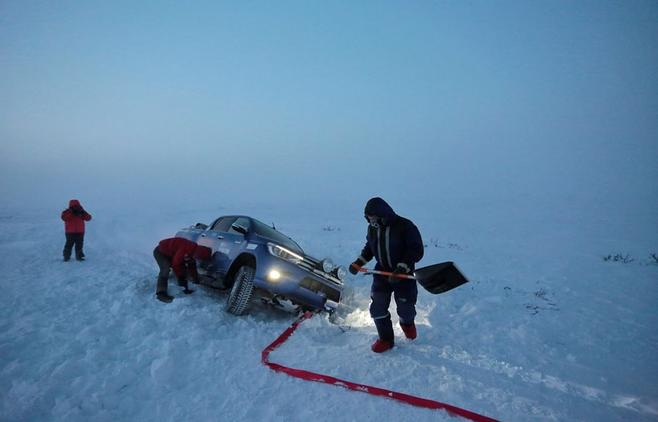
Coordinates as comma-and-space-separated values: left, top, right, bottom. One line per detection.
63, 233, 85, 259
153, 247, 172, 294
369, 275, 418, 342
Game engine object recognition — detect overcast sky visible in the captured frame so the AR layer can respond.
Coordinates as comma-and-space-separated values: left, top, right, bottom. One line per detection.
1, 1, 656, 212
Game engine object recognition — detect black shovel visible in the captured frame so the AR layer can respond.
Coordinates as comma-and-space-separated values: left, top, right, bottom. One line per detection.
356, 261, 469, 294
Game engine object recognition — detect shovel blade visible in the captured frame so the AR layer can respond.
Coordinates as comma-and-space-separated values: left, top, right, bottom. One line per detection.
414, 262, 468, 294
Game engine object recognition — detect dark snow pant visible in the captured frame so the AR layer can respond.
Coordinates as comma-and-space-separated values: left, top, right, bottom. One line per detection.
63, 233, 85, 260
153, 247, 172, 294
370, 275, 418, 342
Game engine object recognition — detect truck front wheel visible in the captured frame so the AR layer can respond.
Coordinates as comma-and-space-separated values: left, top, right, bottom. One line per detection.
226, 265, 255, 315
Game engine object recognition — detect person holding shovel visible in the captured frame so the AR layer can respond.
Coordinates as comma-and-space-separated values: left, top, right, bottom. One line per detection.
349, 197, 424, 353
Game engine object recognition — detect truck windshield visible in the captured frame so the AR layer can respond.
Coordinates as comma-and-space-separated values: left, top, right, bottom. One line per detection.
252, 219, 304, 255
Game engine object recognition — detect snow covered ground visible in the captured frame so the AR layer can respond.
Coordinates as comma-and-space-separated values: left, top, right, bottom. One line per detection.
1, 194, 656, 421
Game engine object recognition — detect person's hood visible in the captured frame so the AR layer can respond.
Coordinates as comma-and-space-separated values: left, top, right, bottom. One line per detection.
364, 197, 397, 225
69, 199, 81, 208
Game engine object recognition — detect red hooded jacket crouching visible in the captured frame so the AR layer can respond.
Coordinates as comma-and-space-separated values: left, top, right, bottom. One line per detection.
61, 199, 92, 233
157, 237, 211, 281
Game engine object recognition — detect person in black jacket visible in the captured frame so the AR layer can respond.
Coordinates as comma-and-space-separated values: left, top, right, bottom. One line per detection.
349, 197, 424, 353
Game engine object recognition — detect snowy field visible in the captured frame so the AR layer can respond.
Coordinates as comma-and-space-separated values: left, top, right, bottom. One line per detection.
2, 1, 657, 421
0, 195, 656, 422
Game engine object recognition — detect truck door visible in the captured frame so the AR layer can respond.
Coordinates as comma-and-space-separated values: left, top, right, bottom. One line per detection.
219, 216, 250, 262
199, 217, 236, 274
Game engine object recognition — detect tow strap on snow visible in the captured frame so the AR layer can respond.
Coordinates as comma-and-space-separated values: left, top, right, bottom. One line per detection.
261, 312, 498, 422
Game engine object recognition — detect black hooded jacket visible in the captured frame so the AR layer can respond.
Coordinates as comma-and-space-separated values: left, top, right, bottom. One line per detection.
358, 197, 424, 272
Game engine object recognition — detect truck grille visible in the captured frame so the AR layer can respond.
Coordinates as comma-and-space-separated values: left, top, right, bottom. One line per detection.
300, 278, 341, 303
298, 256, 342, 286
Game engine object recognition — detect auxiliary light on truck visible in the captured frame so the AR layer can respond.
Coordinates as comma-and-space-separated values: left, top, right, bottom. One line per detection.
267, 269, 282, 281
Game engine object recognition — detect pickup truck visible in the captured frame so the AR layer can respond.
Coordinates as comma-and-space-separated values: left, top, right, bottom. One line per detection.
175, 215, 345, 315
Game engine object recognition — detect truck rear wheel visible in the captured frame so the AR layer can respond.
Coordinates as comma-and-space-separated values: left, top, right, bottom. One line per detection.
226, 265, 255, 315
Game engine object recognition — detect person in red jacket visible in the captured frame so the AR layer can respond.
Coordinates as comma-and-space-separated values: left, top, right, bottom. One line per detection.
61, 199, 92, 262
153, 237, 212, 303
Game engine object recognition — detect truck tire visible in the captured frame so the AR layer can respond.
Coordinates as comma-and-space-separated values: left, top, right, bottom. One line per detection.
226, 265, 255, 315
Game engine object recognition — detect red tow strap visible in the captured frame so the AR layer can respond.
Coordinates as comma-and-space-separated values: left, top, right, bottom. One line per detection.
261, 312, 498, 422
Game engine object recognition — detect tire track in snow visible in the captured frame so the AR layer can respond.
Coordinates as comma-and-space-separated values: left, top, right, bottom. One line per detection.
435, 344, 658, 418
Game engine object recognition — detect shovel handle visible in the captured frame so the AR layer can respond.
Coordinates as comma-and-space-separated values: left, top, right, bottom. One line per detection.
356, 266, 416, 280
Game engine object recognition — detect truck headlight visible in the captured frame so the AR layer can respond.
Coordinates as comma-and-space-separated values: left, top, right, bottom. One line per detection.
334, 266, 346, 281
321, 258, 334, 273
267, 243, 303, 264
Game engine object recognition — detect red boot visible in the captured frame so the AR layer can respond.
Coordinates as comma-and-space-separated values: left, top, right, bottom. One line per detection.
400, 323, 417, 340
371, 339, 394, 353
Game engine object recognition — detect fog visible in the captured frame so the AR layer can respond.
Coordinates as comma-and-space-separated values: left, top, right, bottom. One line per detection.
1, 1, 657, 223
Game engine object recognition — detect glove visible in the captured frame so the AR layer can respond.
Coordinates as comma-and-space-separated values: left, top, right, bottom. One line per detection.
348, 260, 362, 275
72, 206, 84, 216
388, 263, 411, 284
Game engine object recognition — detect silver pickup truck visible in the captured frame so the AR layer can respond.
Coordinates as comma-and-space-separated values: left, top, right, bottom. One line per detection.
176, 215, 345, 315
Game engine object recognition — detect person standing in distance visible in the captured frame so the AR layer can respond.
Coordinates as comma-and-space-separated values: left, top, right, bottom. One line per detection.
61, 199, 92, 261
349, 197, 424, 353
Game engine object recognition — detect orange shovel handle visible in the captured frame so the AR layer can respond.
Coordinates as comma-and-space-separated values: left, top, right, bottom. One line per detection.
353, 265, 416, 280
